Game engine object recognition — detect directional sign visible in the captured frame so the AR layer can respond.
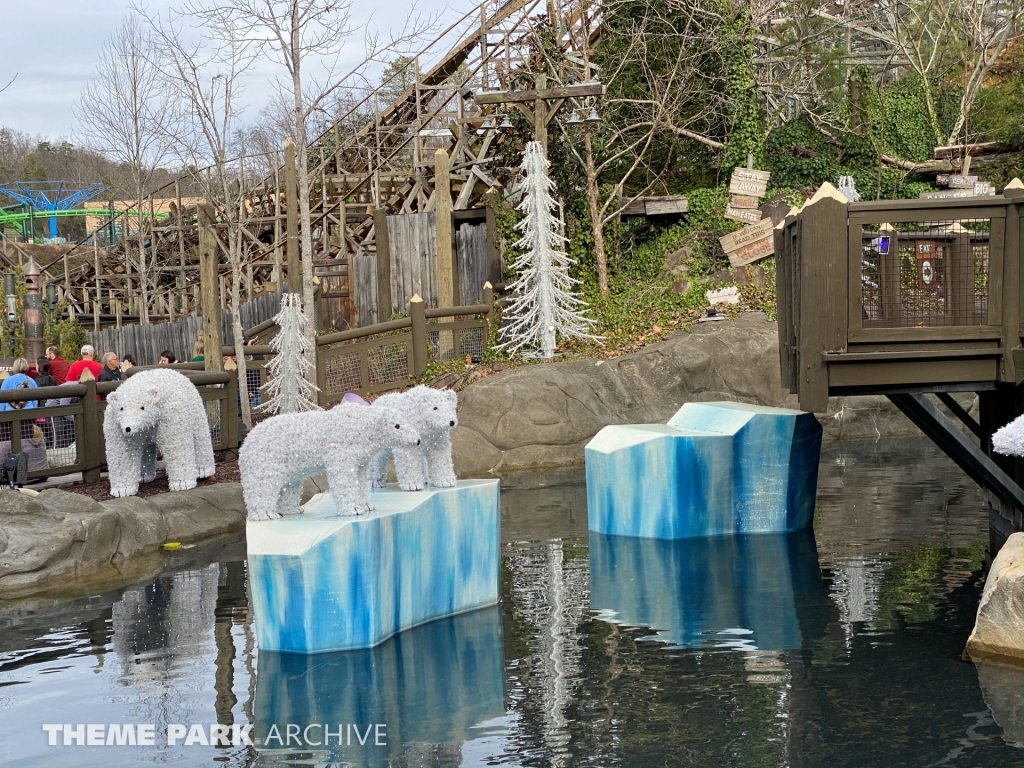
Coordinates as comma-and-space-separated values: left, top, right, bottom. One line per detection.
724, 205, 763, 224
948, 175, 978, 189
719, 217, 775, 255
729, 169, 770, 198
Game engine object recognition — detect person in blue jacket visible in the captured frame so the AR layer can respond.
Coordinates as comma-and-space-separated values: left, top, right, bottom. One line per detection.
0, 358, 38, 412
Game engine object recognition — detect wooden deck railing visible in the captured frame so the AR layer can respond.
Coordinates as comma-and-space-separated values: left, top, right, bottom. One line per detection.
776, 189, 1024, 411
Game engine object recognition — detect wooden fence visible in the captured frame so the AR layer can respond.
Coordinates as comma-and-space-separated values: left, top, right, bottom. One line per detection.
88, 289, 283, 366
0, 371, 238, 483
7, 284, 492, 483
316, 284, 494, 405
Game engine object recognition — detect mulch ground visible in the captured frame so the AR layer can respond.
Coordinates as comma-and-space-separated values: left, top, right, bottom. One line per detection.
60, 451, 241, 501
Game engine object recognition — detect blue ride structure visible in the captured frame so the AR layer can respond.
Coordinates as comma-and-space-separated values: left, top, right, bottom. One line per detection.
0, 180, 107, 241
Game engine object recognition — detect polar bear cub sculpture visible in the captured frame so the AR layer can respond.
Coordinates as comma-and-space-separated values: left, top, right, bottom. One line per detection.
104, 368, 216, 497
240, 402, 422, 521
369, 386, 458, 491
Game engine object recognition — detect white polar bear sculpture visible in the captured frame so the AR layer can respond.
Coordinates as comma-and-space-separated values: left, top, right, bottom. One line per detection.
239, 402, 422, 521
104, 368, 216, 497
992, 414, 1024, 456
369, 386, 458, 491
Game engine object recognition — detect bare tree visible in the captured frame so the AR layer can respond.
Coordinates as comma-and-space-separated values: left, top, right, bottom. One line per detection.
184, 0, 430, 374
561, 0, 725, 297
140, 5, 260, 428
75, 15, 177, 325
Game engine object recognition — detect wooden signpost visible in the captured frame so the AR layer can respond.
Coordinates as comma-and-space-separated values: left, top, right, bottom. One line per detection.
719, 216, 775, 267
948, 175, 978, 189
729, 168, 770, 198
724, 205, 763, 224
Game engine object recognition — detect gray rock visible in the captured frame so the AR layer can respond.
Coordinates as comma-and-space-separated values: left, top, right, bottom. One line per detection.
0, 524, 6, 554
453, 313, 923, 476
0, 483, 245, 600
966, 532, 1024, 667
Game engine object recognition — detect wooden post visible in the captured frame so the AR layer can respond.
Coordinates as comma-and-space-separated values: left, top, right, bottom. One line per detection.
373, 207, 392, 321
435, 149, 455, 355
950, 230, 973, 325
92, 236, 102, 332
224, 371, 239, 457
798, 190, 848, 412
273, 164, 283, 286
284, 138, 301, 294
484, 190, 502, 288
148, 195, 158, 324
175, 180, 186, 316
198, 204, 224, 373
483, 280, 494, 343
409, 294, 427, 378
80, 378, 101, 483
534, 74, 548, 154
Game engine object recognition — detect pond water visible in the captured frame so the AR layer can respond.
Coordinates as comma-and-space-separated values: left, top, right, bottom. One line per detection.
1, 438, 1022, 767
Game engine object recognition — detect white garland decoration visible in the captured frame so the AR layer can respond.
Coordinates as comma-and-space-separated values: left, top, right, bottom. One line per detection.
497, 142, 602, 358
259, 293, 320, 414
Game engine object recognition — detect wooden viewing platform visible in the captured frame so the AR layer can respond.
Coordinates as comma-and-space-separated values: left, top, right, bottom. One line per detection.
776, 182, 1024, 545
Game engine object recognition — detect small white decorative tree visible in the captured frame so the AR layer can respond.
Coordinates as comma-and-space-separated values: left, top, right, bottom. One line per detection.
838, 175, 861, 202
498, 141, 601, 358
259, 293, 320, 414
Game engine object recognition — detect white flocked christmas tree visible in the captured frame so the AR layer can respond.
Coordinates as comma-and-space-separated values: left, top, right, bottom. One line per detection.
259, 293, 320, 414
498, 141, 601, 358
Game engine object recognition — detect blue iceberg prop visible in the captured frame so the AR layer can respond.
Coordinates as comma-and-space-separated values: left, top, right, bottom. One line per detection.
253, 606, 506, 765
247, 479, 500, 653
589, 530, 826, 650
586, 402, 822, 539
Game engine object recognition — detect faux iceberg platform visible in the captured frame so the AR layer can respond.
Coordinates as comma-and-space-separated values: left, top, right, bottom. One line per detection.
247, 479, 500, 653
585, 402, 822, 539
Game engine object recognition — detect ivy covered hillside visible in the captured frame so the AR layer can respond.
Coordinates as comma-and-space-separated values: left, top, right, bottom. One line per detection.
482, 0, 1024, 359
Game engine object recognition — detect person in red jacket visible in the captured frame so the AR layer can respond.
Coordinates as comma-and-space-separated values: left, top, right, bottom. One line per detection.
45, 346, 69, 385
65, 345, 103, 384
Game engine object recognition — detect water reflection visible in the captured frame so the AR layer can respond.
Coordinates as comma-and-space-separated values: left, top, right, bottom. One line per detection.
252, 606, 506, 766
2, 439, 1023, 767
589, 530, 827, 650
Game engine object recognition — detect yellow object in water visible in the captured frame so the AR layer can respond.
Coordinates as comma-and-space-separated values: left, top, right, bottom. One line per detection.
162, 542, 181, 550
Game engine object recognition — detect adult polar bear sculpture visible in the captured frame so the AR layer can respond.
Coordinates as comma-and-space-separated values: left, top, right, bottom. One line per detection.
104, 368, 216, 497
240, 402, 422, 521
369, 386, 458, 491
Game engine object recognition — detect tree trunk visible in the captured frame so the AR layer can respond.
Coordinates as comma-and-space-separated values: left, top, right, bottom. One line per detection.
231, 255, 252, 430
584, 130, 609, 298
137, 195, 150, 325
290, 19, 318, 387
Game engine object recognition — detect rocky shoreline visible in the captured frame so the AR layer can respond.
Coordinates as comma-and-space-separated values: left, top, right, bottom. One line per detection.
0, 484, 245, 601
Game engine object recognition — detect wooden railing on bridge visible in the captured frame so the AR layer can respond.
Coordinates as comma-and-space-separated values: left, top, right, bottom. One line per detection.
777, 184, 1024, 539
777, 186, 1024, 412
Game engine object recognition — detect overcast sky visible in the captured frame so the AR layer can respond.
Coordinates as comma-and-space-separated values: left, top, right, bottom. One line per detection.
0, 0, 458, 141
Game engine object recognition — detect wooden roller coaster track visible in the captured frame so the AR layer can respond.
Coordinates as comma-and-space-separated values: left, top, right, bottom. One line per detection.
17, 0, 602, 332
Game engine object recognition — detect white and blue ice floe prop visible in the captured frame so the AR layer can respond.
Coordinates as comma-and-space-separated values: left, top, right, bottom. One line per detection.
247, 479, 500, 653
585, 402, 822, 539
